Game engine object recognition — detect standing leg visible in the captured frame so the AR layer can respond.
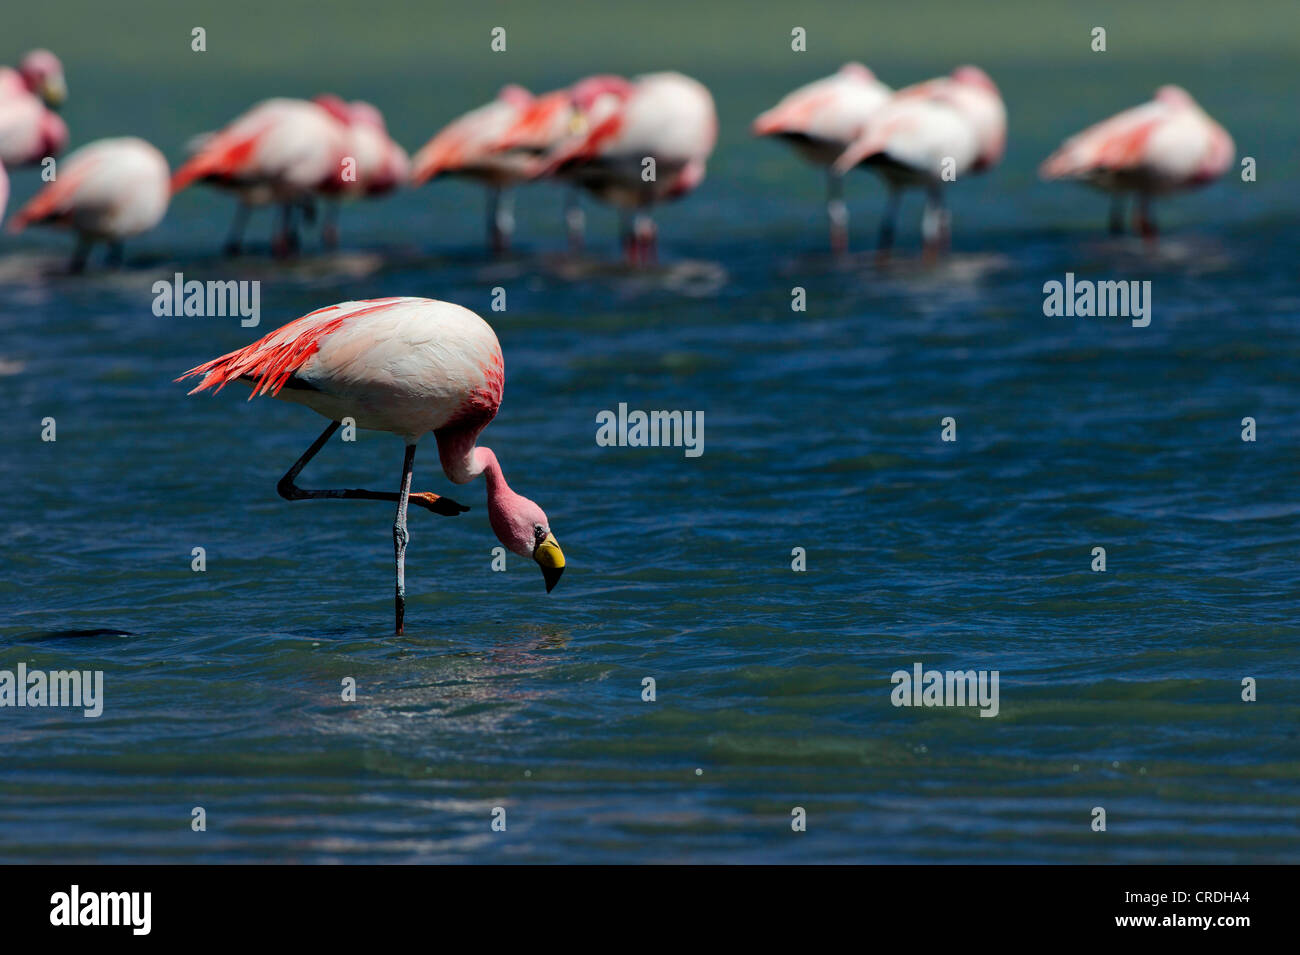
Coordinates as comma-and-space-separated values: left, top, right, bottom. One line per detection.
322, 201, 340, 249
1134, 193, 1157, 239
877, 187, 901, 256
224, 202, 251, 256
393, 444, 416, 635
495, 190, 515, 253
69, 235, 92, 274
565, 188, 585, 253
633, 213, 657, 265
826, 169, 848, 255
486, 187, 506, 255
272, 203, 291, 258
620, 210, 637, 264
1108, 194, 1126, 236
921, 185, 944, 261
106, 241, 126, 269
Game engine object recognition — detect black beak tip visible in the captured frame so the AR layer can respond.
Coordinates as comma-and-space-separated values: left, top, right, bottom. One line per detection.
543, 565, 564, 593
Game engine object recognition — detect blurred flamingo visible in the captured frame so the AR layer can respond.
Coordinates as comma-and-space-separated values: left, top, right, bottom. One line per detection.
835, 66, 1006, 254
177, 296, 566, 634
171, 98, 348, 256
0, 50, 67, 108
410, 85, 567, 254
1040, 85, 1234, 236
523, 72, 718, 264
313, 95, 410, 247
752, 63, 892, 253
0, 87, 67, 168
7, 136, 169, 271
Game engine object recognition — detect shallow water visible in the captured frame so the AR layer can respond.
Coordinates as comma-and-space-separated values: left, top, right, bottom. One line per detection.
1, 0, 1298, 863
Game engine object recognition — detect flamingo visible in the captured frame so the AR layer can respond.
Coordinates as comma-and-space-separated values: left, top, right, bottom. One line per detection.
0, 49, 67, 109
752, 63, 893, 253
176, 296, 566, 634
0, 84, 67, 168
171, 98, 348, 257
521, 72, 718, 264
834, 66, 1006, 254
313, 95, 410, 248
409, 85, 545, 254
7, 137, 170, 271
1039, 85, 1234, 236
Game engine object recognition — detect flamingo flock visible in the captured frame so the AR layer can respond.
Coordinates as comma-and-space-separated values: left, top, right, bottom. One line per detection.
0, 50, 1240, 269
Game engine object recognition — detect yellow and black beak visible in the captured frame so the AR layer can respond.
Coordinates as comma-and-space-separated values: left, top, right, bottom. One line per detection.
533, 532, 565, 593
41, 79, 67, 109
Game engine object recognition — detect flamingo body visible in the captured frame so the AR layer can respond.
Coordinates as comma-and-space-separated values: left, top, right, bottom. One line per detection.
8, 137, 169, 246
753, 63, 892, 165
179, 297, 564, 628
0, 88, 67, 166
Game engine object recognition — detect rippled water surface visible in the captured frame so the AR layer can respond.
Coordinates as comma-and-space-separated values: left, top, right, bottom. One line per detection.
1, 0, 1298, 863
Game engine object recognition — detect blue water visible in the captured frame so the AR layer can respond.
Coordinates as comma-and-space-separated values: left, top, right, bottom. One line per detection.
1, 4, 1299, 863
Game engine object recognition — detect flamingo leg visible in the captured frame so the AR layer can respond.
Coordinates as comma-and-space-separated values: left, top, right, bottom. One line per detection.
393, 444, 416, 635
620, 211, 636, 264
275, 421, 468, 516
487, 187, 513, 254
1108, 194, 1126, 236
877, 187, 901, 255
106, 241, 125, 269
69, 235, 92, 274
1134, 193, 1157, 239
224, 202, 251, 257
633, 213, 657, 265
826, 169, 848, 255
921, 186, 944, 260
565, 188, 585, 253
322, 201, 340, 249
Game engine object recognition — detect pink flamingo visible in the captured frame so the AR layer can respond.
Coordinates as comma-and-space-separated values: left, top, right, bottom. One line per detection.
752, 63, 893, 253
7, 137, 169, 271
1040, 85, 1234, 236
0, 87, 67, 168
409, 85, 544, 253
521, 72, 718, 264
835, 66, 1006, 254
177, 296, 566, 634
171, 98, 348, 256
313, 95, 410, 247
0, 49, 67, 108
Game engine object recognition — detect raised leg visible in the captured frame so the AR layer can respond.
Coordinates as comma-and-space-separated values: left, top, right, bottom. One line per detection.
224, 202, 251, 256
826, 169, 848, 255
565, 188, 585, 253
276, 421, 468, 516
393, 443, 416, 634
1108, 194, 1125, 236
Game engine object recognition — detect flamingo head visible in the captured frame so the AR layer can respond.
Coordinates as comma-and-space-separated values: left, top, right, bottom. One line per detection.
950, 65, 999, 96
21, 49, 65, 109
480, 449, 565, 592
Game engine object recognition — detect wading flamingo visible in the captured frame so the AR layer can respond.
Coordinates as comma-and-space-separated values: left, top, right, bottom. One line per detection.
313, 96, 410, 247
835, 66, 1005, 254
410, 85, 545, 254
1039, 85, 1234, 236
171, 98, 348, 256
7, 137, 169, 271
522, 72, 717, 264
752, 63, 892, 253
177, 297, 566, 634
0, 49, 67, 109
